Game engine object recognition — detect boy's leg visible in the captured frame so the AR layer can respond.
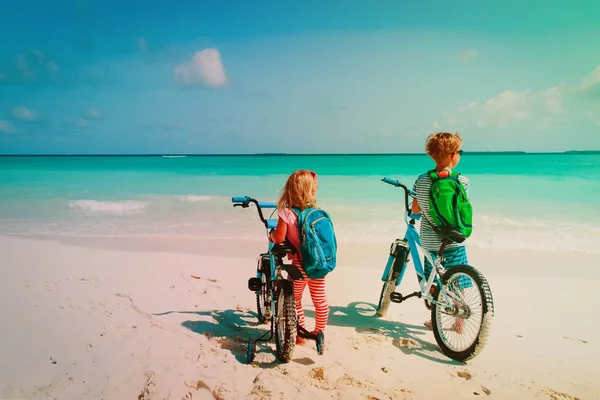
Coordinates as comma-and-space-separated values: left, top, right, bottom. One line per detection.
307, 277, 329, 332
441, 246, 470, 333
442, 246, 471, 290
423, 245, 470, 331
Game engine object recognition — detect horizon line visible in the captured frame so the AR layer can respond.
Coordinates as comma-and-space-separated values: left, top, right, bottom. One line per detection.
0, 150, 599, 157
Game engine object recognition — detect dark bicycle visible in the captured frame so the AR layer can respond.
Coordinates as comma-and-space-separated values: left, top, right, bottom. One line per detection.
232, 196, 325, 363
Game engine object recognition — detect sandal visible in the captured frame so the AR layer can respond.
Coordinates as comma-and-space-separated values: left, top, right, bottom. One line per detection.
423, 320, 433, 330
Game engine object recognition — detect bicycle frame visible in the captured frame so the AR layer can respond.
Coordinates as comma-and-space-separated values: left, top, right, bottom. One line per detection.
231, 196, 301, 296
380, 178, 458, 308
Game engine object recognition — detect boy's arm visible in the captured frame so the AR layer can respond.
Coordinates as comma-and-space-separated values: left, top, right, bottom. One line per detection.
411, 198, 422, 214
268, 216, 288, 243
411, 179, 422, 214
460, 175, 471, 199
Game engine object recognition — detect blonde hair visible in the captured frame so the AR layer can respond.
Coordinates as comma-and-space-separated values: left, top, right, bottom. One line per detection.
277, 170, 318, 211
425, 132, 463, 162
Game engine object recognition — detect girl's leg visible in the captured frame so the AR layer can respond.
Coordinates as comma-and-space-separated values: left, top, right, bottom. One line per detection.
307, 277, 329, 332
293, 278, 308, 329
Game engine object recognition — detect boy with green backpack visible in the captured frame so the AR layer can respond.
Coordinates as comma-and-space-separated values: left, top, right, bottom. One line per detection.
411, 131, 472, 333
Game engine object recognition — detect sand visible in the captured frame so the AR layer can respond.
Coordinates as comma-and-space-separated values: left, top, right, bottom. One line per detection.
1, 234, 598, 400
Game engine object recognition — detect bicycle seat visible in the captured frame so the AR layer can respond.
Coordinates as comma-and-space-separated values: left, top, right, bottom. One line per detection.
439, 227, 467, 244
271, 241, 297, 255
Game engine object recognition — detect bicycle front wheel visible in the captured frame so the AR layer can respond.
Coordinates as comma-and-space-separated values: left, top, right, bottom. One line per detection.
431, 264, 494, 362
376, 269, 399, 318
256, 271, 270, 324
255, 256, 272, 324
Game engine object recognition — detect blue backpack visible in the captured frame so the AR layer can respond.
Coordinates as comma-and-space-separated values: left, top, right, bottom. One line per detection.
292, 207, 337, 279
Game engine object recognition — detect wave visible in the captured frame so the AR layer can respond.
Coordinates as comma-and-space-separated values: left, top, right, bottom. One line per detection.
161, 155, 186, 158
176, 195, 211, 202
69, 200, 148, 214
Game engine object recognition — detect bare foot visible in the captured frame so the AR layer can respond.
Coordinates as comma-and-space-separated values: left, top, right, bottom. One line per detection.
450, 318, 464, 334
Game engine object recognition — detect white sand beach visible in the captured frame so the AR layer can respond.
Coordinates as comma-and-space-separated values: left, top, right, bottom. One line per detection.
1, 234, 598, 400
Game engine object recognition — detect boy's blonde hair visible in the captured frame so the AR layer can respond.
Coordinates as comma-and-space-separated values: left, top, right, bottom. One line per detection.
277, 170, 318, 211
425, 132, 463, 162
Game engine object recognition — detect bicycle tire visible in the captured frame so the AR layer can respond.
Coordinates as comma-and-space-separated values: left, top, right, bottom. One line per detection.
255, 272, 269, 324
256, 258, 271, 324
274, 281, 297, 363
316, 330, 325, 355
431, 264, 494, 362
376, 269, 399, 318
246, 338, 256, 364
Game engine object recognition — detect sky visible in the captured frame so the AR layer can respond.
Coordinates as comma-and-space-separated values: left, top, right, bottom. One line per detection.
1, 0, 599, 154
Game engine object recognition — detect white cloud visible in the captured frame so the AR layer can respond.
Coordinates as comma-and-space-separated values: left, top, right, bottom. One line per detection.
31, 49, 45, 63
86, 108, 101, 119
584, 109, 600, 126
45, 60, 59, 72
459, 49, 478, 64
15, 55, 28, 71
12, 106, 37, 121
163, 121, 183, 130
137, 38, 148, 52
174, 48, 229, 88
75, 118, 89, 127
440, 62, 600, 131
432, 121, 441, 129
581, 65, 600, 90
0, 120, 15, 133
444, 90, 533, 129
14, 54, 37, 81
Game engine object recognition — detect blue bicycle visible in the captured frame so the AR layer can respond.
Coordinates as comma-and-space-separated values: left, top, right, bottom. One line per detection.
231, 196, 325, 364
376, 177, 494, 362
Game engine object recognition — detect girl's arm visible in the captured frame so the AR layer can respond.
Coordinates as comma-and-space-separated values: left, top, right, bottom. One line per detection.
268, 216, 288, 243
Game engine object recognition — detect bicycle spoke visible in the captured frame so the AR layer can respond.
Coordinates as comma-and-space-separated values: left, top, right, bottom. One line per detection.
435, 272, 483, 353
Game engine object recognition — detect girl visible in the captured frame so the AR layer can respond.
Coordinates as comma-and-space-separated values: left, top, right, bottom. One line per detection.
268, 169, 329, 344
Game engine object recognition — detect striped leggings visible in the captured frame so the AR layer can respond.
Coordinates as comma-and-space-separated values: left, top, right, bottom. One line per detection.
293, 265, 329, 332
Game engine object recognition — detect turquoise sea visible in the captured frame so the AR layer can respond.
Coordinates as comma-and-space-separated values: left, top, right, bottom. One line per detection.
1, 154, 599, 254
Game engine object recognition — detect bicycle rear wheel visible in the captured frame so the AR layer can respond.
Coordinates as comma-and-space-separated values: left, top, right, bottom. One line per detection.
274, 281, 297, 363
431, 264, 494, 362
376, 269, 399, 318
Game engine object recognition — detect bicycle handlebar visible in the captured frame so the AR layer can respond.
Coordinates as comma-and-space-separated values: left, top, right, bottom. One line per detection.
381, 177, 411, 213
231, 196, 277, 228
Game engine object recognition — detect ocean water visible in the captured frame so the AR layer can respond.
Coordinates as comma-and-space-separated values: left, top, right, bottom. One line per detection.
1, 154, 599, 254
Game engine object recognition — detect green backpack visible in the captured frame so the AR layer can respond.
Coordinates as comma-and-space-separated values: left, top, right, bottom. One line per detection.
428, 169, 473, 242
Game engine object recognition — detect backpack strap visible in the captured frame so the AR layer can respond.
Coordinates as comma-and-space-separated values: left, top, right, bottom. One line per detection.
428, 169, 439, 181
429, 168, 458, 180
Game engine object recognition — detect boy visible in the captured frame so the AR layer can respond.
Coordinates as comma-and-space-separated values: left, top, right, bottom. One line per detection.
411, 132, 469, 332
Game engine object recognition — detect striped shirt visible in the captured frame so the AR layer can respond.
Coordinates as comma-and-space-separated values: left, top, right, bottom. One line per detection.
412, 171, 470, 253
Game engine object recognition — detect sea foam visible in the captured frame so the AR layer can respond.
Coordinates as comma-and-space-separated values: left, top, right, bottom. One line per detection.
69, 200, 148, 215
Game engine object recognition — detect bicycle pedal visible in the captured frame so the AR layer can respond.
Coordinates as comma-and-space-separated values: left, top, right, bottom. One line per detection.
247, 277, 262, 291
424, 299, 433, 310
390, 292, 404, 303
